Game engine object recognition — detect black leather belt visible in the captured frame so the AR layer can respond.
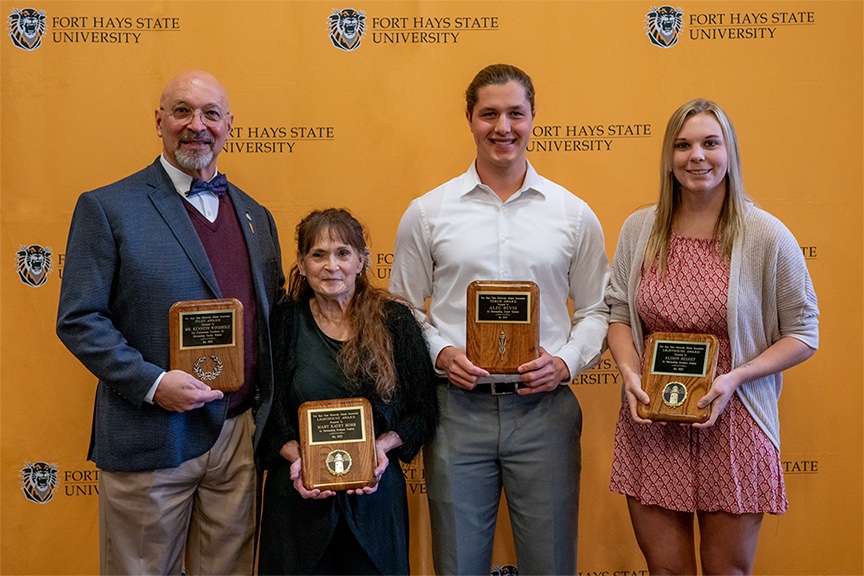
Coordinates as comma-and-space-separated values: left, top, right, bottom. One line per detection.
438, 378, 528, 396
471, 382, 527, 395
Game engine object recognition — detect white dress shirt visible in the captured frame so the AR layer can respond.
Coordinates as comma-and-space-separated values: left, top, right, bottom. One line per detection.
390, 161, 611, 382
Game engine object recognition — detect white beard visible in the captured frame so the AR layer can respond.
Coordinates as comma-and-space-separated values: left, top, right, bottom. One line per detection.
176, 147, 214, 170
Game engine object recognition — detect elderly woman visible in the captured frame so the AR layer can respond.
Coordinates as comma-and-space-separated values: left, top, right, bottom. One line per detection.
606, 99, 819, 575
257, 208, 438, 575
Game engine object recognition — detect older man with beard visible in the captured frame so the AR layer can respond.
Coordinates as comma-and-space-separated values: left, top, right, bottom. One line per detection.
57, 70, 286, 575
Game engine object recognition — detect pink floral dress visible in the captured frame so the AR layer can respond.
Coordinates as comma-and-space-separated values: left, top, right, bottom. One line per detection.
609, 233, 787, 514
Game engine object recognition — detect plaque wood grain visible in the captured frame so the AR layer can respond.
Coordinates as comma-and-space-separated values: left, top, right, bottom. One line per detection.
299, 397, 377, 491
638, 332, 719, 423
169, 298, 244, 392
466, 281, 539, 373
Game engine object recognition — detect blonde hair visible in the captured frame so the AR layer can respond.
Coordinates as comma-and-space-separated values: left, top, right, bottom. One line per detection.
288, 208, 397, 401
645, 99, 750, 275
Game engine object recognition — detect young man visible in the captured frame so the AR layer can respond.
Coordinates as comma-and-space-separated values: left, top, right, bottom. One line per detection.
390, 64, 610, 574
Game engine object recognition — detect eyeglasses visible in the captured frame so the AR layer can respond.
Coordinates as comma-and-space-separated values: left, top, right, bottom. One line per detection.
161, 105, 228, 127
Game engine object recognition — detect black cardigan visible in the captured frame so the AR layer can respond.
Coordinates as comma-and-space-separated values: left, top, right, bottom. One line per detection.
256, 297, 439, 469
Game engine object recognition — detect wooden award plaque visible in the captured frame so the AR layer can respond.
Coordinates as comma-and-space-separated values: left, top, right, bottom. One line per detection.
299, 397, 377, 491
169, 298, 244, 393
638, 332, 719, 423
466, 281, 540, 373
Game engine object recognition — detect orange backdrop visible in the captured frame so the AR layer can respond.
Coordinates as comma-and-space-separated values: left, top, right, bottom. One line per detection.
1, 1, 862, 574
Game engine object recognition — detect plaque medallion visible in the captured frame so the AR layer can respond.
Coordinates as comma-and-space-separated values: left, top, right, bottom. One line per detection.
466, 280, 540, 373
661, 381, 688, 408
299, 397, 377, 491
325, 450, 353, 477
169, 299, 243, 392
638, 332, 719, 423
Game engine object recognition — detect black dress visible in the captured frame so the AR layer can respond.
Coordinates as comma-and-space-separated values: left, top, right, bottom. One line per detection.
256, 299, 438, 575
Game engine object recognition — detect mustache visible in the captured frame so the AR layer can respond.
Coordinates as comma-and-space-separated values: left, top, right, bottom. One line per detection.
179, 129, 214, 144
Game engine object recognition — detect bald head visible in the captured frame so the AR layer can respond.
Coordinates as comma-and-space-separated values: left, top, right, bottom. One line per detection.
159, 70, 229, 112
155, 70, 233, 180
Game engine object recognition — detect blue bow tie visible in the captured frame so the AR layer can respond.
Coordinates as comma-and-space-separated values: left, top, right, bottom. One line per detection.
186, 173, 228, 197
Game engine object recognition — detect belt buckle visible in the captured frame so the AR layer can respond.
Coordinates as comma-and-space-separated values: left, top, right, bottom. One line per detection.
490, 382, 517, 396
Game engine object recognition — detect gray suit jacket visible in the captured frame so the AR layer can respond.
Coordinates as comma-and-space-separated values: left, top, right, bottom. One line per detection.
57, 158, 286, 472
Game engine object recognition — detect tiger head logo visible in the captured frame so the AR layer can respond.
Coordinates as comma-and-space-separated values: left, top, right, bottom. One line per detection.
21, 462, 59, 504
7, 7, 46, 51
16, 244, 53, 287
645, 6, 683, 48
328, 8, 366, 52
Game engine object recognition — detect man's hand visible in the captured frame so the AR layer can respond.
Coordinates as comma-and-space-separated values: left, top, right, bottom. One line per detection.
436, 346, 490, 389
516, 348, 570, 394
153, 370, 224, 412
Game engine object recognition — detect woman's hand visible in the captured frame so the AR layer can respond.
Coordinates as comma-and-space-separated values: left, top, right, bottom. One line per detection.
347, 431, 402, 496
607, 323, 653, 424
281, 440, 336, 499
623, 370, 653, 424
693, 372, 739, 429
693, 337, 816, 429
347, 444, 389, 495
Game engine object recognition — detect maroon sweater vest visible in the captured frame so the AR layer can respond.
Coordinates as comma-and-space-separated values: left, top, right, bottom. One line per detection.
184, 195, 258, 417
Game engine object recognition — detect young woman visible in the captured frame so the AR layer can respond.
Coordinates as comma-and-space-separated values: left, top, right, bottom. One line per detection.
606, 99, 819, 575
